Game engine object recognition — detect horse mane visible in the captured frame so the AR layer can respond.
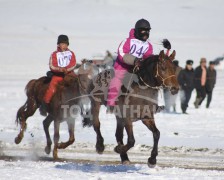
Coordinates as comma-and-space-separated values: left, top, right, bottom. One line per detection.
139, 55, 159, 86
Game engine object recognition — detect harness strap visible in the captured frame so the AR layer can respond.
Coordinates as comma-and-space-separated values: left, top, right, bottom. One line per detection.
135, 63, 176, 90
155, 64, 176, 89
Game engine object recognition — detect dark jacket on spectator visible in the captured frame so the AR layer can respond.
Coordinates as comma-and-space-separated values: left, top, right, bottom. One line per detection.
206, 68, 216, 92
178, 68, 195, 91
194, 66, 207, 89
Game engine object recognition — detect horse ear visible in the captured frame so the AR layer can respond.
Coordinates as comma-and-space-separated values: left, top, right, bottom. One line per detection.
159, 50, 165, 61
169, 50, 176, 61
81, 59, 87, 64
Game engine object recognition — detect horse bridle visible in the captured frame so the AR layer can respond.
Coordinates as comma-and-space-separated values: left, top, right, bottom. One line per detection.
134, 63, 176, 90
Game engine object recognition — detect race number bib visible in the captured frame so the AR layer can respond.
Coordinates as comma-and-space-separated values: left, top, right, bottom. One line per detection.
129, 39, 149, 58
56, 51, 72, 67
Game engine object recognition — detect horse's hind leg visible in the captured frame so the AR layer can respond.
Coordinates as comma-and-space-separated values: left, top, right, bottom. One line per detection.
115, 118, 130, 164
15, 96, 37, 144
142, 119, 160, 167
114, 119, 135, 156
58, 118, 75, 149
92, 102, 104, 154
53, 120, 60, 159
43, 115, 54, 154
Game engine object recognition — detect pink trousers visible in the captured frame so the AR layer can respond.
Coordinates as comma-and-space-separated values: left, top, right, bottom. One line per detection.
107, 68, 127, 106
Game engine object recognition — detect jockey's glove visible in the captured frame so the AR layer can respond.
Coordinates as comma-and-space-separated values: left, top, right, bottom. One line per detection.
59, 67, 68, 74
162, 39, 171, 50
134, 58, 142, 67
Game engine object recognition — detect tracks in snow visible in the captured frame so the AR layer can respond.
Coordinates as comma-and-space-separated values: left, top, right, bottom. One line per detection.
0, 144, 223, 171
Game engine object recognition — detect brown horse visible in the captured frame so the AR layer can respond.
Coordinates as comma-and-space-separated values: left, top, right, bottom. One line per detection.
80, 50, 179, 167
15, 74, 82, 159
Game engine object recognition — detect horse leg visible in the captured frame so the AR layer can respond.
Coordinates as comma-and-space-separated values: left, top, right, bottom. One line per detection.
53, 120, 60, 159
15, 96, 37, 144
92, 102, 104, 154
114, 120, 135, 156
115, 118, 130, 164
142, 119, 160, 167
43, 115, 54, 154
58, 118, 75, 149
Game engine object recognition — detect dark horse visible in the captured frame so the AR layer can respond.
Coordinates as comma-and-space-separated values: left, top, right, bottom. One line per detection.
80, 50, 179, 167
15, 74, 82, 159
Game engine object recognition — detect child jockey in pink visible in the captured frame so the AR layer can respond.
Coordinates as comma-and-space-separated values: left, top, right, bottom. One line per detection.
107, 19, 153, 111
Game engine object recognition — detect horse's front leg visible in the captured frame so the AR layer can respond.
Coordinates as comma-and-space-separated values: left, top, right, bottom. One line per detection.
114, 119, 135, 156
43, 115, 54, 154
115, 117, 130, 164
92, 101, 104, 154
53, 120, 60, 159
142, 119, 160, 167
15, 96, 37, 144
58, 118, 75, 149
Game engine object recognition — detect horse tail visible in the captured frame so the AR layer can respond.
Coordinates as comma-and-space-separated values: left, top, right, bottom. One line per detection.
15, 79, 37, 125
15, 105, 26, 126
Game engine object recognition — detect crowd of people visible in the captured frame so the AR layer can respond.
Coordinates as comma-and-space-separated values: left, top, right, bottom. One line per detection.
164, 58, 217, 114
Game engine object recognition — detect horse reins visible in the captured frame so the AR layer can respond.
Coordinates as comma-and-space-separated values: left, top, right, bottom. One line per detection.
135, 63, 176, 90
155, 63, 176, 89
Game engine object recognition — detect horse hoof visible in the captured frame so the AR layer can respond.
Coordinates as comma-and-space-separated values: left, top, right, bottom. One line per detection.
15, 137, 21, 144
53, 149, 59, 160
122, 160, 131, 165
148, 163, 156, 168
96, 144, 105, 154
53, 153, 58, 160
114, 145, 124, 154
57, 143, 64, 149
148, 157, 157, 168
45, 146, 51, 154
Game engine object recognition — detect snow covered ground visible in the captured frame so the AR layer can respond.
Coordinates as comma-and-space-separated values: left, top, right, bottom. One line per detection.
0, 0, 224, 179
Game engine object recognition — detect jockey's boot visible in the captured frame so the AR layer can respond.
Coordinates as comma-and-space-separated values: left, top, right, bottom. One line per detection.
39, 102, 50, 116
106, 106, 115, 114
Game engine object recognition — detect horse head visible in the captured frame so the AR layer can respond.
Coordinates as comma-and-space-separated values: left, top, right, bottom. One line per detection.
138, 50, 179, 95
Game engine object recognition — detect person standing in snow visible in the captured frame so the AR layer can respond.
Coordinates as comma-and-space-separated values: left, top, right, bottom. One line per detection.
194, 58, 207, 108
178, 60, 194, 114
164, 60, 182, 112
205, 61, 217, 108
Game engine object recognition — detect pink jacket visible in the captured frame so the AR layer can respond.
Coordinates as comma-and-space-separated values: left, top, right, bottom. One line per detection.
114, 28, 153, 70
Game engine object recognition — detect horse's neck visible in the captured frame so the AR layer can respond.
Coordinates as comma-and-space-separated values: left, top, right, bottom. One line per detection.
139, 62, 159, 87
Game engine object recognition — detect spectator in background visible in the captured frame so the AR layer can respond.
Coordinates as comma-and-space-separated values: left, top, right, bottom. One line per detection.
194, 58, 207, 108
164, 60, 182, 112
205, 61, 217, 108
178, 60, 194, 114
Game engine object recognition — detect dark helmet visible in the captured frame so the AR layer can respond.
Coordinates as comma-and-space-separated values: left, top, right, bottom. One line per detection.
134, 19, 151, 41
57, 34, 69, 45
135, 19, 151, 30
173, 60, 179, 67
209, 61, 215, 65
186, 60, 194, 65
